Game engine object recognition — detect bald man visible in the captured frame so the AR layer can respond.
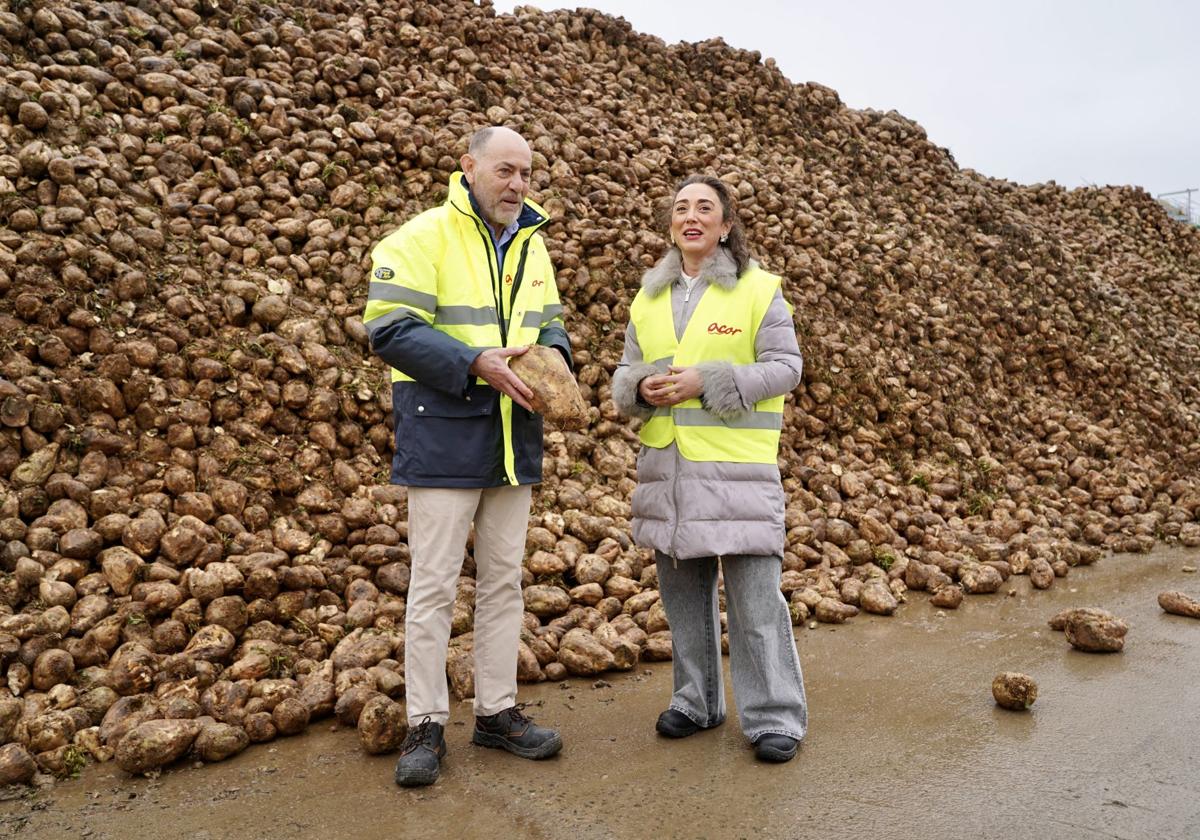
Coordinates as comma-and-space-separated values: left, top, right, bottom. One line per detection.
364, 127, 571, 786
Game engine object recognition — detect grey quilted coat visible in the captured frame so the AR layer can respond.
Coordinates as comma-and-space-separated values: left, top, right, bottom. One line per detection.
612, 247, 803, 561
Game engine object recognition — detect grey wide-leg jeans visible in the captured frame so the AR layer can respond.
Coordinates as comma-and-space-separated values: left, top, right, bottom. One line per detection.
655, 551, 808, 742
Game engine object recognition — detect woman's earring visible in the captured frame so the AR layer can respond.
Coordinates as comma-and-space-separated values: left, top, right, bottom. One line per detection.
720, 233, 728, 244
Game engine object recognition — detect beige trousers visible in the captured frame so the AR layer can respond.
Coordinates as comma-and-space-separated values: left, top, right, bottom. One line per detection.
404, 484, 532, 726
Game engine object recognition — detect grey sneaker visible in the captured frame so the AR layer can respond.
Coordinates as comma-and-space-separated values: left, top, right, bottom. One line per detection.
472, 705, 563, 759
394, 717, 446, 787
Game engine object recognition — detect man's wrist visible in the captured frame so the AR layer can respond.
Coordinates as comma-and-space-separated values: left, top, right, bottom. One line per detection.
464, 349, 486, 394
467, 348, 486, 375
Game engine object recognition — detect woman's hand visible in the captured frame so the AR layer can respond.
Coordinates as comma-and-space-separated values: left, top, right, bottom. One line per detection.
638, 366, 703, 407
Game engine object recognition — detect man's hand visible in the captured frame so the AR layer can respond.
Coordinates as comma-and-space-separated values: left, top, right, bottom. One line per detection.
469, 346, 534, 411
638, 365, 704, 407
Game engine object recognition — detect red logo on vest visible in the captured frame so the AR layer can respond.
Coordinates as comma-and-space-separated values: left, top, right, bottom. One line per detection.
707, 321, 743, 336
531, 279, 544, 287
505, 274, 514, 285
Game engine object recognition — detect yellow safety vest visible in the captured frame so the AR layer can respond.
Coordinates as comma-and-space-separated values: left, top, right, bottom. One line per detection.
630, 266, 787, 464
363, 173, 564, 484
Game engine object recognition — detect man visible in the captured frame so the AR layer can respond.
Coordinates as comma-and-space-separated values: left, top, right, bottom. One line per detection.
363, 127, 570, 787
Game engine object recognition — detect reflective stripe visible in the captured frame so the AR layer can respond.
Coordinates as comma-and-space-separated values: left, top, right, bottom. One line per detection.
435, 305, 499, 326
365, 306, 425, 334
672, 407, 782, 430
368, 282, 437, 313
650, 355, 673, 372
520, 303, 566, 329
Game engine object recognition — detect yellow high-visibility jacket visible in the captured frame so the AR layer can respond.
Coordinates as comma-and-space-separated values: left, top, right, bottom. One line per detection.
363, 172, 570, 487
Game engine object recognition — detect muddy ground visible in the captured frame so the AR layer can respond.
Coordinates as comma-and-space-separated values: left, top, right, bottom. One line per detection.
3, 547, 1198, 840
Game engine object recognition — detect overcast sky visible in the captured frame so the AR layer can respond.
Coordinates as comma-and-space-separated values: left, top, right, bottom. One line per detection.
493, 0, 1200, 218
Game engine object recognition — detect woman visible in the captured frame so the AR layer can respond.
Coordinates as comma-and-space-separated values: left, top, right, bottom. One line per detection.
612, 174, 807, 762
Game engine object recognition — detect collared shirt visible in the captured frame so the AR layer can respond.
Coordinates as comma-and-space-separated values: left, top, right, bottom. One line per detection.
491, 218, 520, 270
467, 190, 520, 270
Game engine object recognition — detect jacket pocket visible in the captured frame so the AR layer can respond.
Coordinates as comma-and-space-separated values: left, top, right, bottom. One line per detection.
393, 383, 501, 483
399, 382, 495, 418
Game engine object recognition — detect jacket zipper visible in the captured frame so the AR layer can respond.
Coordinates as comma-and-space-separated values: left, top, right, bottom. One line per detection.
468, 219, 506, 346
509, 237, 533, 317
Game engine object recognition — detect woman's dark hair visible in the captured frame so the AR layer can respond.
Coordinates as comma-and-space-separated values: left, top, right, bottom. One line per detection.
662, 174, 752, 275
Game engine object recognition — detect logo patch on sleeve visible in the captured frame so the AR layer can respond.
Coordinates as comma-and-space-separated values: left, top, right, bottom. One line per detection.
374, 267, 395, 280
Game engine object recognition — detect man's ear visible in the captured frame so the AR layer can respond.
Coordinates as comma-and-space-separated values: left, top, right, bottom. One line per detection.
460, 153, 476, 185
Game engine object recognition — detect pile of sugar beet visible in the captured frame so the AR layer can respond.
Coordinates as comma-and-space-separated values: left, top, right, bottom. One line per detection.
1, 0, 1199, 785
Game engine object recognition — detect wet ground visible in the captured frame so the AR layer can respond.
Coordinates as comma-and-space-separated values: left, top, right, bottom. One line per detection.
3, 547, 1199, 840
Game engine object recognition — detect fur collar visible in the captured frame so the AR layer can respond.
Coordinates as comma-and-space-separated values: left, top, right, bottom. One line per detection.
640, 247, 743, 297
